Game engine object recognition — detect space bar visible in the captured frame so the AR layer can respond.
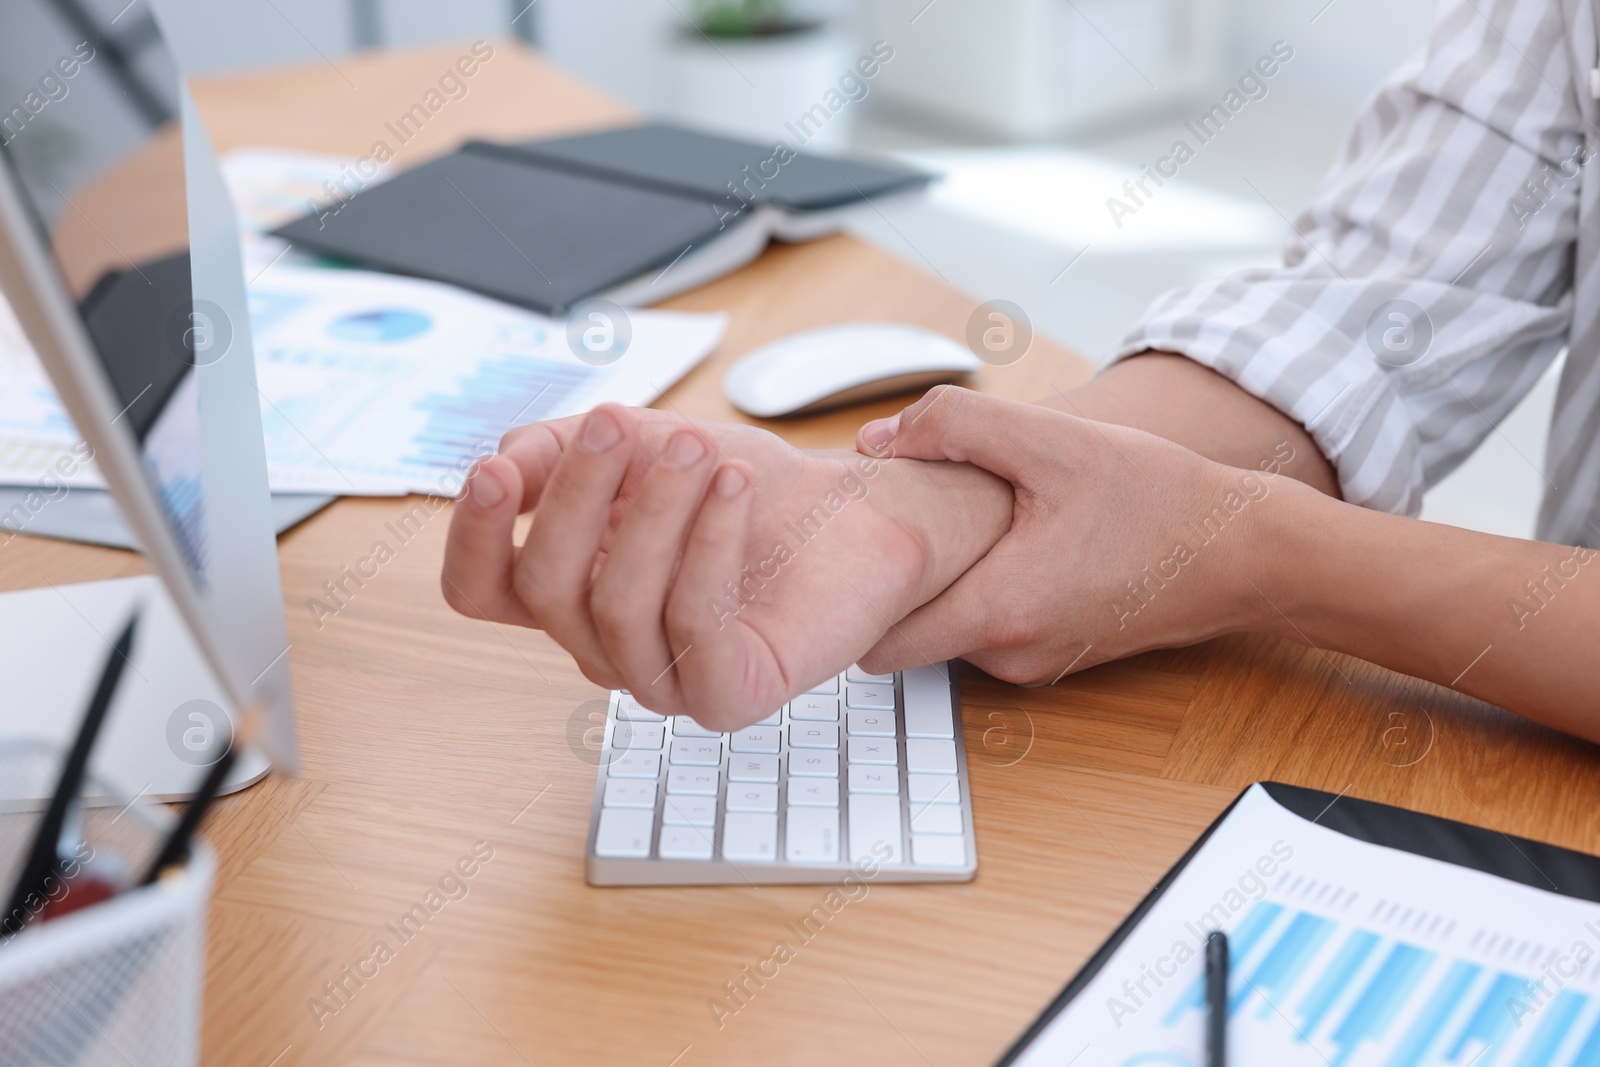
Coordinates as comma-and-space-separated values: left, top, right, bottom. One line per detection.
848, 794, 903, 865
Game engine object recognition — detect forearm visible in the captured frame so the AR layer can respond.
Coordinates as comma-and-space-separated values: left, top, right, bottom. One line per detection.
1254, 478, 1600, 740
1046, 352, 1342, 497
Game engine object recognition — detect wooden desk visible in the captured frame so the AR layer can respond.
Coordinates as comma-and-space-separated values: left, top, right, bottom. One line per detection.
3, 41, 1597, 1067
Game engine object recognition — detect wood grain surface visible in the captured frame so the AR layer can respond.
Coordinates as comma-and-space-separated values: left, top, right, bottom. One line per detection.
0, 39, 1594, 1067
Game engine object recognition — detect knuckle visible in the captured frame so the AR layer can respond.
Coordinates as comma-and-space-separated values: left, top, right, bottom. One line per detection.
983, 652, 1040, 687
511, 568, 559, 620
587, 581, 631, 633
440, 577, 482, 619
663, 593, 708, 644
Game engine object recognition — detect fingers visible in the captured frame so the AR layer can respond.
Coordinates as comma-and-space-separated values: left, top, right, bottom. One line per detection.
441, 455, 534, 626
589, 429, 718, 693
496, 422, 566, 512
664, 462, 768, 727
856, 385, 1058, 482
512, 405, 638, 683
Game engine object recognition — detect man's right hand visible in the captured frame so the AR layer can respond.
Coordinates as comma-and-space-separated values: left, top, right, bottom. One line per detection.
854, 386, 1296, 684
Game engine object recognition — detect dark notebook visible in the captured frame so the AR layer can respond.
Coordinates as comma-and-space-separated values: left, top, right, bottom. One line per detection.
482, 120, 930, 213
270, 124, 932, 316
272, 147, 725, 315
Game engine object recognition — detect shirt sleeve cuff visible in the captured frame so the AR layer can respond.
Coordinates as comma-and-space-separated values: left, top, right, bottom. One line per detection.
1107, 276, 1427, 518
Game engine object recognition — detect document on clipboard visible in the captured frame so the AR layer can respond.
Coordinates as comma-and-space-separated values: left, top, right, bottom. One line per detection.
999, 782, 1600, 1067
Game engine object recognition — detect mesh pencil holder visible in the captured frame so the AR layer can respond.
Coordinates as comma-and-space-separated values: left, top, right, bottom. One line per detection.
0, 740, 213, 1067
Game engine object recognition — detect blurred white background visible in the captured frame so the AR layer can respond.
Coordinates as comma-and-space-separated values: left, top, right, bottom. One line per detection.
75, 0, 1546, 536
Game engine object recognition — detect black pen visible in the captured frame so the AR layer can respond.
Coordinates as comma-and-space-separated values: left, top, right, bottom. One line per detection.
140, 703, 256, 885
2, 610, 139, 936
1205, 931, 1229, 1067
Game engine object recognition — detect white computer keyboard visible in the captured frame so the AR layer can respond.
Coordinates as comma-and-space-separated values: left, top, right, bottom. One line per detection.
584, 662, 976, 885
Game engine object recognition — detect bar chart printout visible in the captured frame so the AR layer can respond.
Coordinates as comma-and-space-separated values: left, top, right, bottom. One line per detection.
1006, 786, 1600, 1067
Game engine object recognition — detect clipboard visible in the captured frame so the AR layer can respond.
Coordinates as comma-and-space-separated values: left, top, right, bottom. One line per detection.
996, 781, 1600, 1066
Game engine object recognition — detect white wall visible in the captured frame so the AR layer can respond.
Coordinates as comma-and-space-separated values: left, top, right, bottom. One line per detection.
1226, 0, 1436, 108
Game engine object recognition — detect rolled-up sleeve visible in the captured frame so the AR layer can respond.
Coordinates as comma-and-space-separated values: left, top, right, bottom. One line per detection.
1111, 0, 1583, 516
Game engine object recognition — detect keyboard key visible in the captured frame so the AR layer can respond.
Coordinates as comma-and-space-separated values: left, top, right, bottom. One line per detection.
785, 807, 840, 863
789, 695, 839, 721
727, 783, 778, 813
754, 709, 783, 726
615, 695, 665, 722
606, 751, 661, 779
670, 738, 722, 766
788, 751, 838, 778
595, 809, 654, 857
846, 710, 896, 737
611, 722, 664, 751
658, 825, 714, 860
667, 767, 719, 796
847, 737, 897, 765
848, 793, 903, 865
906, 739, 957, 774
848, 765, 899, 794
602, 779, 657, 809
845, 684, 895, 711
728, 754, 779, 782
790, 724, 839, 749
804, 675, 839, 695
902, 665, 954, 739
846, 665, 895, 684
788, 778, 840, 806
912, 834, 966, 867
730, 727, 781, 753
722, 812, 777, 861
910, 803, 963, 835
662, 795, 717, 826
907, 774, 960, 804
673, 718, 724, 738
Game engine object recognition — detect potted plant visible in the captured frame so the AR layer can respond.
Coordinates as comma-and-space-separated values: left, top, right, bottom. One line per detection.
658, 0, 859, 152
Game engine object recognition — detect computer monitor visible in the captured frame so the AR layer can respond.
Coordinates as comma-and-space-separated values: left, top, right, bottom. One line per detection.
0, 0, 297, 772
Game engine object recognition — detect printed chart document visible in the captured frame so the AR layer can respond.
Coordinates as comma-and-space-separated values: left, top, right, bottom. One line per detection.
0, 149, 727, 496
1007, 785, 1600, 1067
249, 265, 725, 494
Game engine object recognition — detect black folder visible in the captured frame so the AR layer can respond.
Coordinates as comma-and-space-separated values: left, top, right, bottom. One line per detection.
486, 120, 929, 213
270, 123, 932, 316
996, 781, 1600, 1065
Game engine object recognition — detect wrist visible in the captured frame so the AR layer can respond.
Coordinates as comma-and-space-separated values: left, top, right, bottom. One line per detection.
1245, 470, 1340, 641
849, 451, 1014, 608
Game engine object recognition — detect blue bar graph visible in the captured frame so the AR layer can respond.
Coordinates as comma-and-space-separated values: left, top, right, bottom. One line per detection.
1448, 973, 1526, 1064
1299, 930, 1382, 1037
1234, 912, 1338, 1018
1162, 902, 1283, 1026
1514, 991, 1588, 1067
1328, 944, 1436, 1065
1572, 1015, 1600, 1067
1385, 961, 1482, 1067
1146, 905, 1600, 1067
403, 355, 591, 471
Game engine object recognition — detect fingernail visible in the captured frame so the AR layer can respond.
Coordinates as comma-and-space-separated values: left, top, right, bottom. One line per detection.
580, 410, 621, 453
469, 466, 505, 508
861, 413, 901, 453
713, 465, 747, 498
664, 431, 706, 468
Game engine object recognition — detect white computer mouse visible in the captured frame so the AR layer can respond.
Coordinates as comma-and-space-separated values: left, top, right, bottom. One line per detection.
724, 322, 982, 418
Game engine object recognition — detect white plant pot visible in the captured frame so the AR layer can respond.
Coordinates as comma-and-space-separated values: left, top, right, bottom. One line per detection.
657, 25, 859, 152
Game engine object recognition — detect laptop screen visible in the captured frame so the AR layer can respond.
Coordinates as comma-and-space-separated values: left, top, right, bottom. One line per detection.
0, 0, 209, 581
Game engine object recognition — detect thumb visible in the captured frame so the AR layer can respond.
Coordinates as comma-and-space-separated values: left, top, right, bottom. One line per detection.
857, 386, 1054, 484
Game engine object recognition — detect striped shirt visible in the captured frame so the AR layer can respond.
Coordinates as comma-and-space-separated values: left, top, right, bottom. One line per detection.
1114, 0, 1600, 548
